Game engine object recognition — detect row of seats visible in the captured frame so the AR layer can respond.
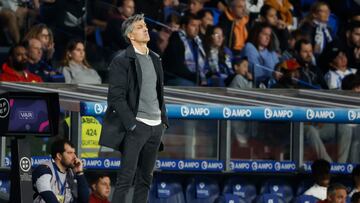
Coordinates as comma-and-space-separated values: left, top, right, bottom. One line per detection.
148, 177, 339, 203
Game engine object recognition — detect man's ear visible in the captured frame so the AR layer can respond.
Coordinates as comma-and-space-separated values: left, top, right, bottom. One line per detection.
127, 33, 134, 41
55, 152, 62, 161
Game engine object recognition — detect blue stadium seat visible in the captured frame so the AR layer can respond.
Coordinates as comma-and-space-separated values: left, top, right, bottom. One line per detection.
296, 180, 314, 196
260, 179, 293, 203
148, 181, 185, 203
293, 195, 319, 203
223, 178, 257, 203
216, 194, 247, 203
256, 193, 286, 203
185, 177, 220, 203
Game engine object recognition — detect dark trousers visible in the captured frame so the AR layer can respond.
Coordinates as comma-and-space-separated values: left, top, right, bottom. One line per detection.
111, 120, 163, 203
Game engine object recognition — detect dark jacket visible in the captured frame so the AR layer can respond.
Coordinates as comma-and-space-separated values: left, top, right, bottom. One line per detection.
99, 45, 168, 152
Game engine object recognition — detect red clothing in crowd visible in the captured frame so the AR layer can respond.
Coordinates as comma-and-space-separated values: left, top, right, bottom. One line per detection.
0, 63, 43, 83
89, 193, 110, 203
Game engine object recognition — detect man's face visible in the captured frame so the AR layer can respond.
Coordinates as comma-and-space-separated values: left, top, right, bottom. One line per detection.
299, 43, 314, 63
231, 0, 247, 19
28, 39, 43, 64
189, 0, 203, 14
328, 189, 347, 203
349, 28, 360, 48
185, 19, 200, 39
92, 177, 111, 200
122, 0, 135, 18
11, 46, 28, 71
59, 144, 77, 169
314, 5, 330, 23
128, 20, 150, 43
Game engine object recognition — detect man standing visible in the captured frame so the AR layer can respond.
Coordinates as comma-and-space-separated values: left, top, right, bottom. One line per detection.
32, 139, 89, 203
99, 14, 168, 203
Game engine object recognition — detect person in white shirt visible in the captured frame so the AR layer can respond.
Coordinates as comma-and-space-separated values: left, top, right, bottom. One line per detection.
304, 159, 331, 200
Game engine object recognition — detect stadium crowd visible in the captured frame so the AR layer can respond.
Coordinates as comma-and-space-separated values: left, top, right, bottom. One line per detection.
0, 0, 359, 90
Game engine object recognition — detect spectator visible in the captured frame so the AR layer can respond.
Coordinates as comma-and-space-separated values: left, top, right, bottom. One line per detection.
259, 4, 290, 53
188, 0, 205, 15
344, 21, 360, 70
299, 1, 333, 55
281, 29, 303, 61
23, 23, 55, 63
89, 174, 111, 203
352, 192, 360, 203
198, 9, 214, 42
264, 0, 294, 27
149, 13, 181, 55
61, 39, 101, 84
0, 44, 42, 82
163, 14, 207, 86
304, 159, 331, 200
0, 8, 20, 44
318, 183, 347, 203
271, 58, 301, 88
25, 38, 64, 82
218, 0, 249, 55
350, 166, 360, 197
294, 38, 328, 89
241, 22, 279, 87
104, 0, 135, 52
342, 74, 360, 92
32, 139, 89, 203
322, 41, 357, 89
229, 56, 253, 88
204, 25, 234, 86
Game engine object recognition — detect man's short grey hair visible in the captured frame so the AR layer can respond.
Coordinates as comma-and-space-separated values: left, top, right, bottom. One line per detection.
121, 13, 145, 44
327, 183, 347, 197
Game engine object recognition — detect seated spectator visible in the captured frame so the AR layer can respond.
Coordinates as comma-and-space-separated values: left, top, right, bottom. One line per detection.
344, 21, 360, 70
61, 39, 101, 84
32, 139, 89, 203
218, 0, 249, 55
104, 0, 135, 52
352, 192, 360, 203
229, 56, 253, 88
350, 166, 360, 197
304, 159, 331, 200
23, 23, 55, 64
204, 25, 234, 86
318, 183, 347, 203
163, 14, 207, 86
271, 58, 301, 88
187, 0, 205, 15
148, 13, 181, 55
0, 44, 42, 82
294, 39, 328, 89
90, 174, 111, 203
0, 8, 20, 44
342, 74, 360, 92
265, 0, 294, 28
299, 1, 333, 55
322, 41, 357, 89
25, 38, 64, 82
241, 22, 279, 87
281, 29, 303, 61
259, 4, 290, 53
198, 9, 214, 42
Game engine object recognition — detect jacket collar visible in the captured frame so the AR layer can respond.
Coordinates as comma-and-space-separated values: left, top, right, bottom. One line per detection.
125, 45, 159, 59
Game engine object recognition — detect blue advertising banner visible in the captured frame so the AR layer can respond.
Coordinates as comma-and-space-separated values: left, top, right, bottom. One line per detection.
303, 162, 356, 174
80, 102, 360, 123
229, 160, 296, 173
